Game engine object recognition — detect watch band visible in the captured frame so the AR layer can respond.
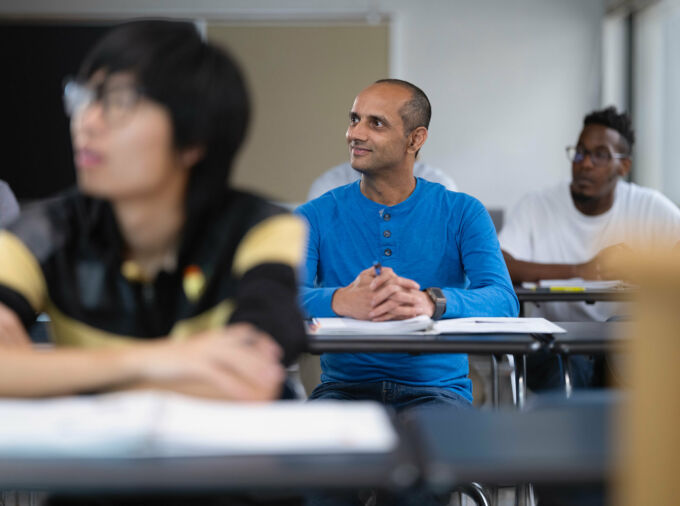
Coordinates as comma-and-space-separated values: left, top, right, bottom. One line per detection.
425, 287, 446, 320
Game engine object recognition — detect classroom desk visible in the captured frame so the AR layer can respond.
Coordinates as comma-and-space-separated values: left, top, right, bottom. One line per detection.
410, 392, 617, 490
307, 331, 544, 410
515, 286, 635, 304
546, 321, 631, 398
548, 321, 631, 355
0, 395, 617, 505
0, 441, 418, 494
307, 332, 542, 355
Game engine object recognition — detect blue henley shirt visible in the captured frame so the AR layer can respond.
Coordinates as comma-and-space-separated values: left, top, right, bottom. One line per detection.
295, 178, 518, 401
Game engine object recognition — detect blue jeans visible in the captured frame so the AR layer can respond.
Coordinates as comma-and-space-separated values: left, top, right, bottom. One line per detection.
308, 380, 472, 412
306, 381, 471, 506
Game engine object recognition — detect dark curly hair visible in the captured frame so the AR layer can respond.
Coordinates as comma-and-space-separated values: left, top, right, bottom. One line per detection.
583, 106, 634, 154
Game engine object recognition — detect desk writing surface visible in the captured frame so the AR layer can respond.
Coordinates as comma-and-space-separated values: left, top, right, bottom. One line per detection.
0, 393, 398, 459
549, 321, 632, 354
0, 394, 418, 492
0, 451, 418, 493
410, 396, 615, 487
307, 332, 543, 354
515, 286, 635, 304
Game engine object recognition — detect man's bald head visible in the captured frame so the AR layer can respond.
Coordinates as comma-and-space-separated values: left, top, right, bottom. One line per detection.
374, 79, 431, 135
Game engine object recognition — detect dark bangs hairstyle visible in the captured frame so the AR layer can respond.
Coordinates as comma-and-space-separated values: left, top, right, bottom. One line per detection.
77, 19, 250, 222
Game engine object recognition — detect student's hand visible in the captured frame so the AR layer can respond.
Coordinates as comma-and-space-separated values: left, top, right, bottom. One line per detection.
367, 267, 432, 321
331, 266, 380, 319
577, 243, 631, 280
133, 323, 285, 401
0, 302, 32, 349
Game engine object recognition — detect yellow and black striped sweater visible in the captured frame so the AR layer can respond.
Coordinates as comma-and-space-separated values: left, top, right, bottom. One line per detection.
0, 189, 307, 365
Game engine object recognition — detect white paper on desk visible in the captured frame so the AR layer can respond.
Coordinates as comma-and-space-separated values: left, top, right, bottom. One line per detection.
534, 278, 625, 289
434, 317, 566, 334
155, 398, 397, 457
0, 392, 398, 458
308, 315, 433, 334
0, 392, 160, 458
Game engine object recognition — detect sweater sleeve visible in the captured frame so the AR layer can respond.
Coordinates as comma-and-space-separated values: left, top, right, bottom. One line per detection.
441, 200, 519, 318
294, 204, 339, 318
228, 214, 309, 365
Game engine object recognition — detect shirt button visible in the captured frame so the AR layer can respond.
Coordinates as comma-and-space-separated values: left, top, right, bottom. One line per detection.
383, 230, 391, 238
383, 213, 391, 221
384, 248, 392, 256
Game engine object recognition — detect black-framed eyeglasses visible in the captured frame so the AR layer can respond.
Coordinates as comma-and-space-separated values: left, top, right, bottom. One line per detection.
63, 76, 145, 125
566, 146, 628, 166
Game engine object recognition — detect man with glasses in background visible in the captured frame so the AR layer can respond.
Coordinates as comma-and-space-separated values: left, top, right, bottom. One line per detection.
499, 106, 680, 390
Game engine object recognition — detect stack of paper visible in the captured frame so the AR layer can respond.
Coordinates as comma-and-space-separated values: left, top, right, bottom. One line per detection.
522, 278, 625, 290
0, 392, 398, 458
307, 316, 564, 335
308, 315, 433, 334
434, 317, 565, 334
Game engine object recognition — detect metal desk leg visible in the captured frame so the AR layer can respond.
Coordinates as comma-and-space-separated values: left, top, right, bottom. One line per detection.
458, 482, 491, 506
516, 483, 536, 506
490, 354, 499, 409
513, 354, 527, 410
560, 353, 573, 399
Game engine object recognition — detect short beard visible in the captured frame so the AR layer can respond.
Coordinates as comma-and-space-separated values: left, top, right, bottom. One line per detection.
570, 189, 594, 203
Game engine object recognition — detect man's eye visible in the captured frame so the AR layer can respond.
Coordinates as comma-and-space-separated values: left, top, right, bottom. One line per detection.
350, 116, 359, 124
373, 119, 383, 127
594, 148, 610, 160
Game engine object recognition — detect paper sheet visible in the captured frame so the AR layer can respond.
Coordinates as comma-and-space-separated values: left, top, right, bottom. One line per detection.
522, 278, 625, 290
0, 392, 398, 458
434, 317, 566, 334
308, 315, 433, 334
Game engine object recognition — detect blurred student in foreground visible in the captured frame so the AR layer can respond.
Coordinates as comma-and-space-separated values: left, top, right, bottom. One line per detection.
0, 20, 307, 400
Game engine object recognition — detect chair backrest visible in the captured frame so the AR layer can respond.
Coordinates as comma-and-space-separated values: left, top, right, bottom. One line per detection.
486, 208, 504, 234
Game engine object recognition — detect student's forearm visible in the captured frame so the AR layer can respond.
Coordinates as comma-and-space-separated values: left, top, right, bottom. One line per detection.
115, 378, 281, 401
112, 379, 229, 399
0, 346, 148, 397
442, 284, 519, 318
502, 252, 579, 283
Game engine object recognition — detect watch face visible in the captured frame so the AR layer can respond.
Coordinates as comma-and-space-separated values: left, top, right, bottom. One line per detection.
427, 287, 444, 302
426, 287, 446, 319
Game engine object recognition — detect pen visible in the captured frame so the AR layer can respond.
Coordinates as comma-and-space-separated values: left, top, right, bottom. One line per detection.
373, 261, 381, 276
549, 286, 586, 292
473, 320, 525, 323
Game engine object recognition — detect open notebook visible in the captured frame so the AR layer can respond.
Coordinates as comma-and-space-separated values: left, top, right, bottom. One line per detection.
522, 278, 627, 290
308, 315, 565, 335
0, 392, 398, 458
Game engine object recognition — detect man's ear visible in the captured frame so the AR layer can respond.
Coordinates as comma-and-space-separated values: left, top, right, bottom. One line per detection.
407, 126, 428, 155
178, 145, 206, 171
618, 157, 632, 178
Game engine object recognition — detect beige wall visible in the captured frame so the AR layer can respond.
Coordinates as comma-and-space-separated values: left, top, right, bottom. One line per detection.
207, 23, 389, 204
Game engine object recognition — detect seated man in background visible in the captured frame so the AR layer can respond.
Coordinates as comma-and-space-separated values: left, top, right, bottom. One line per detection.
0, 179, 20, 227
296, 78, 518, 411
0, 20, 307, 400
500, 106, 680, 389
307, 159, 456, 201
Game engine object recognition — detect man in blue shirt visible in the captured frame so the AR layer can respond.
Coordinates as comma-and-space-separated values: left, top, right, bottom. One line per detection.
296, 79, 518, 409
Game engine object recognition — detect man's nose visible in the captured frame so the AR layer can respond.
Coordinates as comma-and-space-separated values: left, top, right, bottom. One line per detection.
581, 152, 595, 169
346, 122, 367, 143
